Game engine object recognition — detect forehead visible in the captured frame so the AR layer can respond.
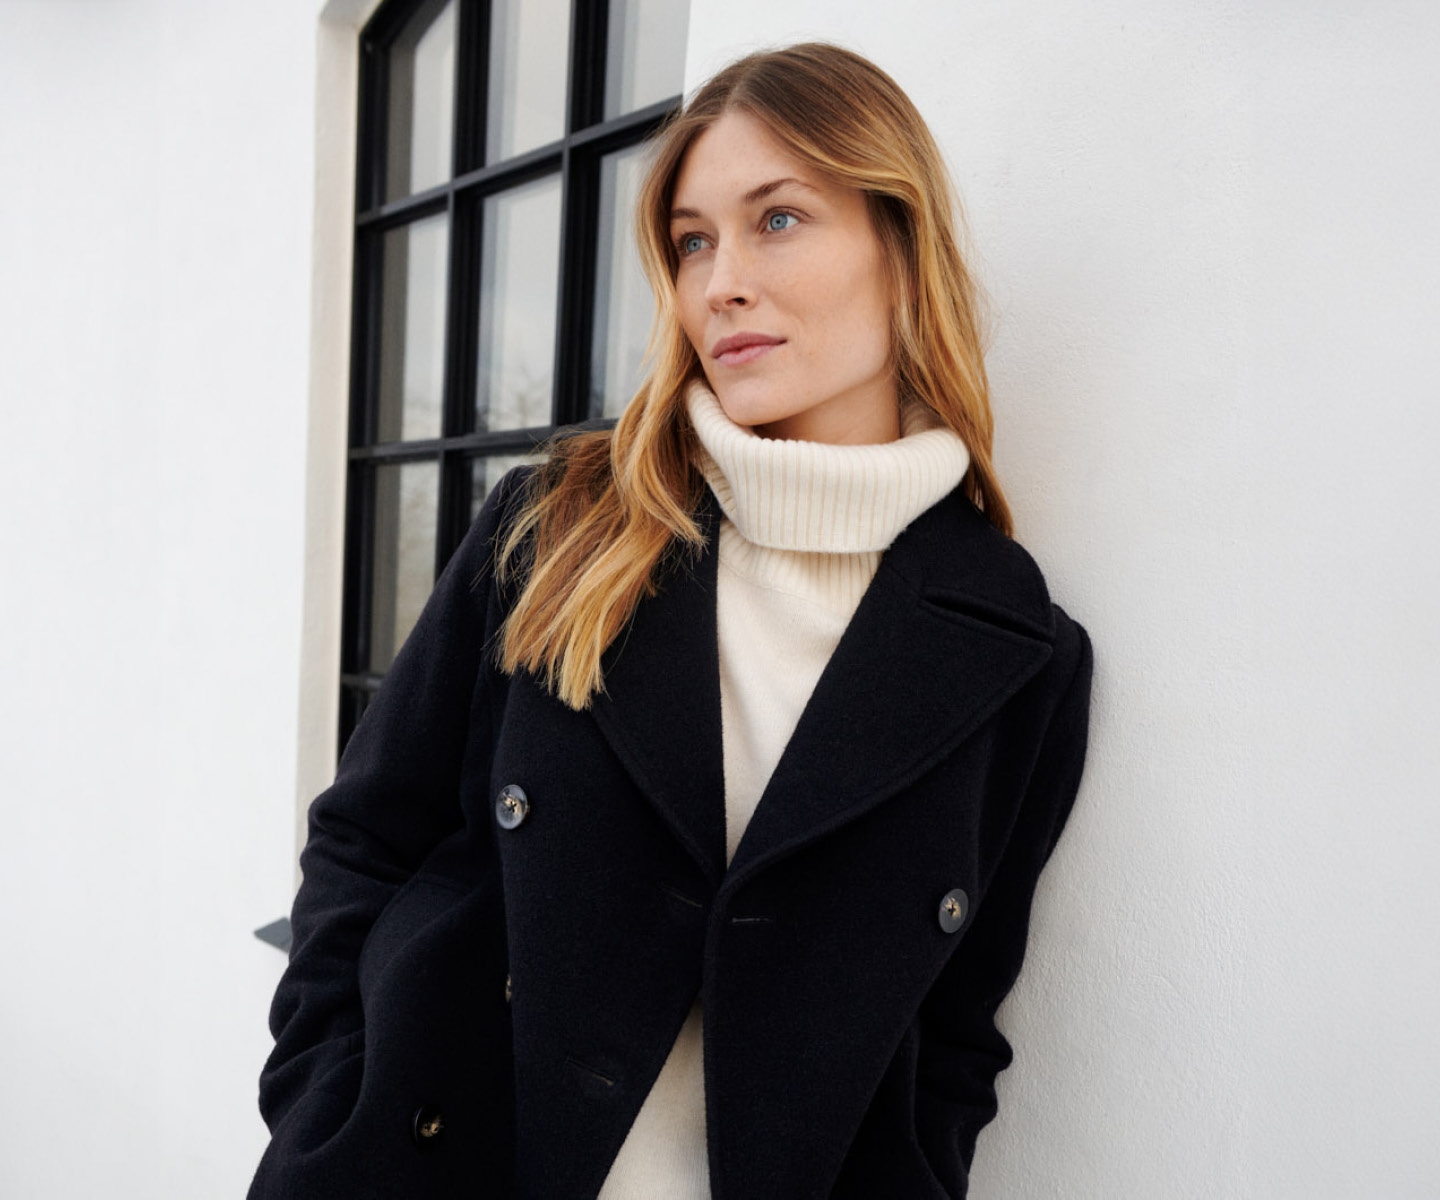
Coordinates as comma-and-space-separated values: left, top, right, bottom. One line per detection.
671, 110, 815, 207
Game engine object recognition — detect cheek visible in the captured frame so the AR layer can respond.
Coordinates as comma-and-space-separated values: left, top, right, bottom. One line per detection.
806, 258, 893, 367
675, 275, 708, 349
834, 315, 893, 385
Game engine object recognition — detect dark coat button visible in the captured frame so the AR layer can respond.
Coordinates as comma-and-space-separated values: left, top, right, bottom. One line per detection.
938, 889, 969, 933
412, 1105, 444, 1146
495, 784, 529, 829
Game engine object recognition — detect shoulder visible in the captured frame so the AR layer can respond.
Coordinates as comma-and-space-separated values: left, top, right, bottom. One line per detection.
481, 461, 545, 528
460, 434, 616, 608
424, 464, 544, 624
887, 485, 1076, 648
1040, 602, 1093, 717
885, 485, 1094, 722
469, 423, 614, 534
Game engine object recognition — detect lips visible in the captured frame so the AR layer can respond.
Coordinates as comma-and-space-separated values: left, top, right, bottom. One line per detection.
710, 332, 785, 367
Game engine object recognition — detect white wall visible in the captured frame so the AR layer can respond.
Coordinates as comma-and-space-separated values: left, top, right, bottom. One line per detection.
686, 2, 1440, 1196
0, 1, 328, 1195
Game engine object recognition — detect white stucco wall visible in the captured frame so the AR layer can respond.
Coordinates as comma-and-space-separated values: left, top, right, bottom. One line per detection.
0, 1, 327, 1195
685, 2, 1440, 1196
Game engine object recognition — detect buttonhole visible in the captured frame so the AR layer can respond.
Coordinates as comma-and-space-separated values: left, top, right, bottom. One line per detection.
564, 1055, 617, 1087
656, 882, 703, 909
729, 915, 775, 925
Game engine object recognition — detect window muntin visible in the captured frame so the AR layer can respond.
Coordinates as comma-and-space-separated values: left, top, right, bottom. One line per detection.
341, 0, 687, 744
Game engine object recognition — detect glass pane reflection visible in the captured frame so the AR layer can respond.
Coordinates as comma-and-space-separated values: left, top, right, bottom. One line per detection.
487, 0, 570, 162
471, 452, 547, 522
377, 214, 449, 443
477, 175, 562, 431
592, 144, 652, 418
369, 460, 439, 672
386, 0, 456, 200
604, 0, 688, 119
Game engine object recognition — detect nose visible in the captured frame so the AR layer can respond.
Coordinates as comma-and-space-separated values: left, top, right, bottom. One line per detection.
703, 238, 756, 311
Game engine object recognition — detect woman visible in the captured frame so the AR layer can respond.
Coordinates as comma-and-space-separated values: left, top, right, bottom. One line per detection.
251, 43, 1092, 1200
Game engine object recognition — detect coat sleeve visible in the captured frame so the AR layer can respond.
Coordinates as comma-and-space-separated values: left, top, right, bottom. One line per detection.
912, 612, 1094, 1196
257, 466, 532, 1134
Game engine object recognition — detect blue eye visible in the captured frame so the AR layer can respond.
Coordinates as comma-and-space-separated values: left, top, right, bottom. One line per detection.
679, 233, 706, 256
767, 212, 798, 232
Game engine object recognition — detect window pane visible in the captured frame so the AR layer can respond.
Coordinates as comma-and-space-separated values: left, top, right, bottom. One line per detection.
377, 214, 449, 443
471, 451, 547, 521
386, 0, 456, 200
477, 175, 562, 430
369, 460, 439, 672
592, 144, 652, 418
486, 0, 570, 162
604, 0, 688, 119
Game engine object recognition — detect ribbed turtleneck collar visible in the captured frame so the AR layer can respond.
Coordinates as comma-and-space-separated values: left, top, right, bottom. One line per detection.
685, 379, 972, 555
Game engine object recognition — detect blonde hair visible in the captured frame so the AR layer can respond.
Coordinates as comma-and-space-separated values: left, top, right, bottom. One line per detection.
497, 42, 1011, 710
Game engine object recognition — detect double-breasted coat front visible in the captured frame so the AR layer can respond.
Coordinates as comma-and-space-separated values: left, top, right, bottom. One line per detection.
250, 464, 1093, 1200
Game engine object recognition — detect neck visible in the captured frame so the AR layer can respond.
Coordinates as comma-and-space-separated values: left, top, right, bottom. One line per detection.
750, 381, 902, 445
685, 379, 972, 555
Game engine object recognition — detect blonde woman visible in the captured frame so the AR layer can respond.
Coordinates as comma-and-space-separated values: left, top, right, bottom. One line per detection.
252, 43, 1093, 1200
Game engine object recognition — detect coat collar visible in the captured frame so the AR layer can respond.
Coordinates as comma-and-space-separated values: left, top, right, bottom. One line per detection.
589, 491, 728, 884
589, 483, 1055, 889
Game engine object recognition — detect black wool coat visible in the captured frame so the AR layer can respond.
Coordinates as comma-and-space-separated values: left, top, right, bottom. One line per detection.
250, 465, 1093, 1200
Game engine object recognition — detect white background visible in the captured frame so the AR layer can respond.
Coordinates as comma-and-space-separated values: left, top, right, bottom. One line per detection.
2, 0, 1438, 1196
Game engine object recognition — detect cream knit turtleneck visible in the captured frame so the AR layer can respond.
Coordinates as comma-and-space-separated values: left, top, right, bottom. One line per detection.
595, 380, 971, 1199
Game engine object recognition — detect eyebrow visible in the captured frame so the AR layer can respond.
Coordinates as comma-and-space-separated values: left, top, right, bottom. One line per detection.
670, 176, 817, 222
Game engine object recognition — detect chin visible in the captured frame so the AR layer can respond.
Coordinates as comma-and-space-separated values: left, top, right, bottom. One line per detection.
710, 380, 809, 433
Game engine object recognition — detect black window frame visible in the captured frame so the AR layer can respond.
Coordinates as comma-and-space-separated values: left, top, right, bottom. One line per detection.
338, 0, 683, 753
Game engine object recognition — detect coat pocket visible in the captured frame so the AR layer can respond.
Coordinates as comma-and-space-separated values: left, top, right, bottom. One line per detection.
252, 1026, 368, 1176
357, 873, 469, 1005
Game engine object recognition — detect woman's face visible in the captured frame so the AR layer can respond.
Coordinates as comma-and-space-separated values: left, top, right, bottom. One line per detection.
669, 110, 900, 444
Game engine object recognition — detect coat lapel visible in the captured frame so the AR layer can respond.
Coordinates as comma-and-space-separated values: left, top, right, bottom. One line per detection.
589, 484, 1057, 890
589, 489, 729, 886
725, 487, 1056, 883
